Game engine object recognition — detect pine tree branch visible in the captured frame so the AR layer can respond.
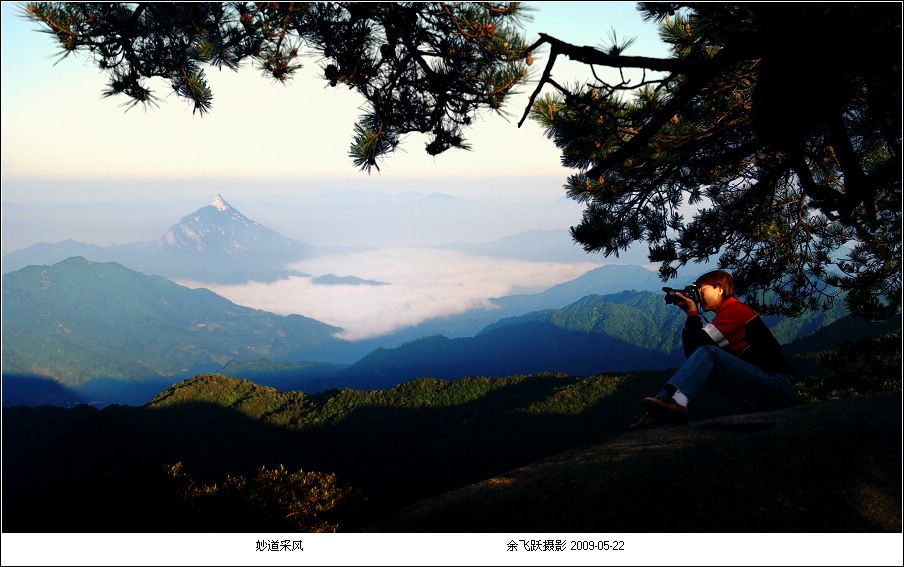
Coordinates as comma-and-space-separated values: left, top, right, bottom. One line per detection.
517, 42, 558, 127
537, 32, 694, 73
582, 43, 747, 181
825, 105, 877, 228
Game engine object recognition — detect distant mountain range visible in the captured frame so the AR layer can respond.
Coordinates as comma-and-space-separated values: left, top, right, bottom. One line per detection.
368, 264, 667, 346
437, 229, 654, 264
340, 289, 852, 390
438, 229, 601, 263
342, 292, 688, 389
0, 257, 355, 386
1, 195, 311, 284
1, 259, 670, 394
1, 254, 880, 406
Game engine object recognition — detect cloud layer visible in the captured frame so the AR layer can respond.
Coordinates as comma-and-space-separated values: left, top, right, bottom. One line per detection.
184, 248, 599, 341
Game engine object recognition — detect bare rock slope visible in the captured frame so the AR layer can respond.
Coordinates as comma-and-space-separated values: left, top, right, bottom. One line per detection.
365, 392, 902, 532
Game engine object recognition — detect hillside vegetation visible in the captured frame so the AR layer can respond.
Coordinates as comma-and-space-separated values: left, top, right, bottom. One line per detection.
4, 370, 677, 531
4, 344, 900, 533
1, 257, 345, 384
2, 254, 863, 401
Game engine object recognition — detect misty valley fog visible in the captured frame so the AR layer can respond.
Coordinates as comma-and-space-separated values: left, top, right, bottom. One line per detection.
181, 247, 603, 341
3, 188, 655, 341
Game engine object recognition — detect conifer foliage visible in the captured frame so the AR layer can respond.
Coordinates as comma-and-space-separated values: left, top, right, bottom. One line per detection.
23, 3, 901, 317
23, 2, 531, 171
525, 3, 901, 317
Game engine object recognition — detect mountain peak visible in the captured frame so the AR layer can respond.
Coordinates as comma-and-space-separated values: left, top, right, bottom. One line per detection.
211, 194, 231, 212
157, 196, 308, 266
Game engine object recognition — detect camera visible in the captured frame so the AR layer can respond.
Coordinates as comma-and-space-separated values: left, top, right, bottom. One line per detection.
662, 284, 701, 305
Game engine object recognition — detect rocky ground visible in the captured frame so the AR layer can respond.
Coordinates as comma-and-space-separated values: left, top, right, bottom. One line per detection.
364, 391, 903, 532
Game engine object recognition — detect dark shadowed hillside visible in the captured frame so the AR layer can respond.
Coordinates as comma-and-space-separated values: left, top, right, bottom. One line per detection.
0, 371, 719, 531
365, 392, 902, 532
3, 372, 900, 533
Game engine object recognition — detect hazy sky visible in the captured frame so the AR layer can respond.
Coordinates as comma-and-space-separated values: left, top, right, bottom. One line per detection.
0, 2, 674, 339
1, 1, 674, 252
1, 2, 670, 194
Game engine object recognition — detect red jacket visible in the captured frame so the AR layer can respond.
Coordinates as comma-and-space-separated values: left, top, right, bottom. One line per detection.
682, 297, 796, 375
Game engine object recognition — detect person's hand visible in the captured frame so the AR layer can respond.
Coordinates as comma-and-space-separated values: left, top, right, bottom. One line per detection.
672, 291, 699, 315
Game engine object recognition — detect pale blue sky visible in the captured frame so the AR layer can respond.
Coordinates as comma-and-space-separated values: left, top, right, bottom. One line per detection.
1, 2, 671, 194
0, 2, 675, 254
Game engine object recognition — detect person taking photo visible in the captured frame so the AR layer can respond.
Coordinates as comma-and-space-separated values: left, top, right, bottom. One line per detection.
630, 270, 797, 430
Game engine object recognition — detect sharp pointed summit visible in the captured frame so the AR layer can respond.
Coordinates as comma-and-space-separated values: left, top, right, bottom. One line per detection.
162, 196, 277, 251
1, 196, 311, 284
160, 196, 308, 263
211, 194, 231, 212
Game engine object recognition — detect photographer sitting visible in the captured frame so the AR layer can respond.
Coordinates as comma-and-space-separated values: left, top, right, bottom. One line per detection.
630, 270, 797, 430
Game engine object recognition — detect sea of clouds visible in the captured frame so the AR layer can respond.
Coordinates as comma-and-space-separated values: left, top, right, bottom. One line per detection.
185, 247, 600, 341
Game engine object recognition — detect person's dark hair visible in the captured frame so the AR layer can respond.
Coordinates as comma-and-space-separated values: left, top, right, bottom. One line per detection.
695, 270, 735, 298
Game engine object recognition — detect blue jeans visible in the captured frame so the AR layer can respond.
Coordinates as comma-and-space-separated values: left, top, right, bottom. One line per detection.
659, 345, 796, 411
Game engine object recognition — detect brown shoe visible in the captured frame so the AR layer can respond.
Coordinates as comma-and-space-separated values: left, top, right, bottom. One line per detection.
641, 396, 688, 424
